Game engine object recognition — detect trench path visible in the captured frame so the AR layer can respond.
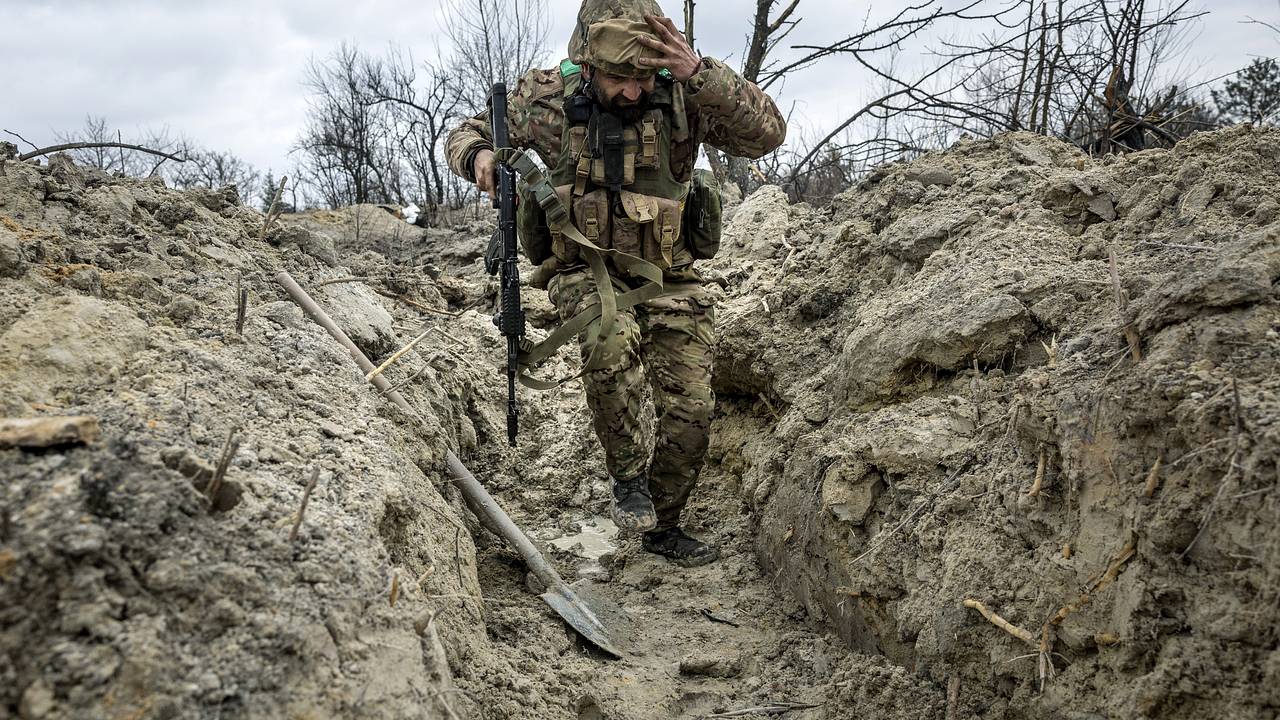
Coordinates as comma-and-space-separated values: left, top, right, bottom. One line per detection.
466, 450, 840, 720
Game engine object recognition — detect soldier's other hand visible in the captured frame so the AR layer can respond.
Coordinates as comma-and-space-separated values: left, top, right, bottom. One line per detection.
637, 15, 701, 83
473, 149, 497, 196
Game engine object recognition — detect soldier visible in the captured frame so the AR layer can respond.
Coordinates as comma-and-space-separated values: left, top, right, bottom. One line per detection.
446, 0, 785, 567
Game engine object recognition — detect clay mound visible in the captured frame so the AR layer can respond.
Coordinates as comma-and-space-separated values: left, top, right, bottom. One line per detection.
0, 157, 484, 719
710, 126, 1280, 719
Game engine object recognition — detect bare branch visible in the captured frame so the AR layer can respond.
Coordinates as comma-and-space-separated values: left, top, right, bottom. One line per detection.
17, 141, 186, 164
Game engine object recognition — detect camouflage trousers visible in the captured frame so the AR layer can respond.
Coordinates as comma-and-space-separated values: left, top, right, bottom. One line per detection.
548, 269, 716, 530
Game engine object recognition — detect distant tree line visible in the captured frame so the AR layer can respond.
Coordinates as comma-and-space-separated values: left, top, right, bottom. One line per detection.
16, 0, 1278, 217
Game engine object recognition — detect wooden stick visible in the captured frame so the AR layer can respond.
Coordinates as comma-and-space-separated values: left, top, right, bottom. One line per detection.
1142, 457, 1163, 498
205, 428, 240, 503
707, 703, 822, 718
16, 140, 185, 164
235, 274, 248, 335
289, 467, 320, 542
365, 327, 437, 382
1027, 447, 1047, 497
316, 276, 376, 288
1108, 246, 1142, 362
259, 175, 287, 243
1048, 540, 1136, 626
389, 569, 401, 607
946, 676, 961, 720
963, 599, 1037, 645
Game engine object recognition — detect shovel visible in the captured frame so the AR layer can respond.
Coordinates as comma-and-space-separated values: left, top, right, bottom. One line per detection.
446, 454, 631, 658
275, 271, 630, 658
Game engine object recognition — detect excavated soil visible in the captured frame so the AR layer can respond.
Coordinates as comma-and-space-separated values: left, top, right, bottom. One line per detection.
1, 125, 1277, 720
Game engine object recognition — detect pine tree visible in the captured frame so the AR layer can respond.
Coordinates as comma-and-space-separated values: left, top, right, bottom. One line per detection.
1212, 58, 1280, 126
260, 171, 278, 214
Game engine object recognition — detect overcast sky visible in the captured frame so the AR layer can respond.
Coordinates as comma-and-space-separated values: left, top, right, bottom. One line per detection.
2, 0, 1278, 179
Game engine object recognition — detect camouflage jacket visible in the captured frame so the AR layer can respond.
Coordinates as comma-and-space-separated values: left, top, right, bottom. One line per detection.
446, 57, 786, 187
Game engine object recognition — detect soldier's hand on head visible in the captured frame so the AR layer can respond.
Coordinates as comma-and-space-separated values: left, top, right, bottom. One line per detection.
636, 15, 702, 83
473, 149, 497, 196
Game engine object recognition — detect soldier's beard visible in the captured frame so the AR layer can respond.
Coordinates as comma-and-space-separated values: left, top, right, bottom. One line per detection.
590, 84, 650, 123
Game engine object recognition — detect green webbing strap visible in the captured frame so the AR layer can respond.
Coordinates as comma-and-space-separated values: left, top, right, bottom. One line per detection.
495, 148, 675, 390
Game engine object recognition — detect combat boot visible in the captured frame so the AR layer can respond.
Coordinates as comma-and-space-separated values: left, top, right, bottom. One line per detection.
642, 527, 719, 567
611, 474, 657, 533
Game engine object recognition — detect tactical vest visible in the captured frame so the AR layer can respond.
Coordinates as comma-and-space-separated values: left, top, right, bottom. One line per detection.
518, 60, 716, 276
506, 61, 722, 389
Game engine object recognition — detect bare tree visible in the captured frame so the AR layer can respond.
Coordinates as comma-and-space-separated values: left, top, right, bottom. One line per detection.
360, 47, 465, 214
743, 0, 803, 88
442, 0, 550, 113
294, 43, 404, 209
776, 0, 1209, 200
697, 1, 802, 196
170, 149, 262, 205
55, 115, 190, 177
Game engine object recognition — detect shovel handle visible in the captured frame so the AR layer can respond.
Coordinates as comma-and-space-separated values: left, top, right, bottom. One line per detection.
275, 271, 565, 592
445, 453, 564, 590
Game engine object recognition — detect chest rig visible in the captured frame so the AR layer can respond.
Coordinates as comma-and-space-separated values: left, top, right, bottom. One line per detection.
545, 61, 693, 272
499, 62, 699, 391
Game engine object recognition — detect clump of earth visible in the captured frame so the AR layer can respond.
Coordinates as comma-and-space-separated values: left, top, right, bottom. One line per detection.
1, 125, 1276, 720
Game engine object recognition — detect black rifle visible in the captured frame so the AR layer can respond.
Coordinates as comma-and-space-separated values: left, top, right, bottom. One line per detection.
484, 82, 525, 446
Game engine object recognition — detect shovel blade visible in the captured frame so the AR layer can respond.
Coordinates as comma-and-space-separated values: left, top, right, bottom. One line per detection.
541, 580, 631, 658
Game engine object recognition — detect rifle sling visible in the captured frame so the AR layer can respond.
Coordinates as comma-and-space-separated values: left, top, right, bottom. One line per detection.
496, 148, 678, 390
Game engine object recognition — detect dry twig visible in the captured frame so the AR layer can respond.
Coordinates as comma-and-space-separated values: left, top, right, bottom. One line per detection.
706, 702, 822, 718
289, 467, 320, 542
317, 276, 376, 288
1108, 246, 1142, 363
1179, 378, 1245, 559
235, 274, 249, 335
205, 428, 240, 503
259, 175, 288, 243
1027, 447, 1047, 497
1143, 457, 1163, 498
379, 290, 469, 318
16, 140, 186, 164
962, 599, 1037, 645
366, 327, 439, 382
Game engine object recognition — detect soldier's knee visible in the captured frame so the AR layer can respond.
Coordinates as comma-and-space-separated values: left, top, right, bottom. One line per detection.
581, 317, 641, 372
665, 382, 715, 424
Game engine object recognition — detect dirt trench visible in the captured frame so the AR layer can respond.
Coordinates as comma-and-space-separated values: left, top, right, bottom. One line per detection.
2, 126, 1278, 720
0, 154, 932, 719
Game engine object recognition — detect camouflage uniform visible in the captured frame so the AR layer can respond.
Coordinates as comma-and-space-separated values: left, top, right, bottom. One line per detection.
446, 0, 785, 530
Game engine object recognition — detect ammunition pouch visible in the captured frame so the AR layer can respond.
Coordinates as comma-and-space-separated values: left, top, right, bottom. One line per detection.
682, 168, 721, 260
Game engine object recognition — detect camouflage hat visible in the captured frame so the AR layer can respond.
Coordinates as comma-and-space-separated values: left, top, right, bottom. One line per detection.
568, 0, 666, 78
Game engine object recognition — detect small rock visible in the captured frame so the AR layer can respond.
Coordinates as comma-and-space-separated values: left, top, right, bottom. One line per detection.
907, 167, 956, 186
63, 267, 102, 297
165, 295, 201, 324
19, 680, 54, 719
270, 225, 338, 267
679, 652, 743, 678
0, 228, 28, 278
317, 420, 347, 439
0, 416, 100, 448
